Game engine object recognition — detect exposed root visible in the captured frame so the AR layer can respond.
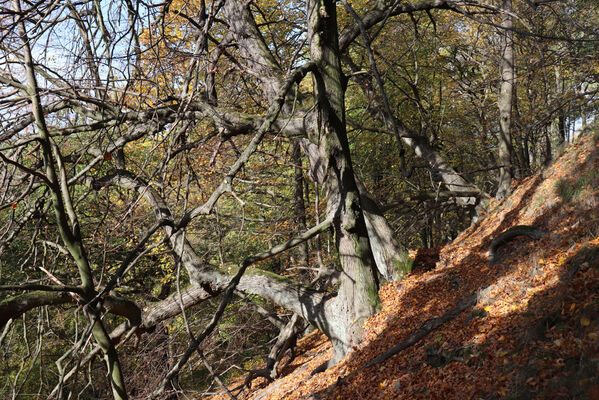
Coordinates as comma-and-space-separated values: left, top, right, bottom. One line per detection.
245, 314, 301, 388
489, 225, 549, 265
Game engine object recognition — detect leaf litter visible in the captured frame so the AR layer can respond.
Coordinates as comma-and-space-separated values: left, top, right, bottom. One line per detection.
209, 131, 599, 400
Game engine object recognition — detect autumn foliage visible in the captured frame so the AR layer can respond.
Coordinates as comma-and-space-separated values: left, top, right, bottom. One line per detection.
210, 129, 599, 399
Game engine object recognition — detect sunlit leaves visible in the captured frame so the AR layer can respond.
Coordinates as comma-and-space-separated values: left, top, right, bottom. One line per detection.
210, 129, 599, 400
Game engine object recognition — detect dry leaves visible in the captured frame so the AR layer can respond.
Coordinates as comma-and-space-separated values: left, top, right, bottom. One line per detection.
209, 133, 599, 400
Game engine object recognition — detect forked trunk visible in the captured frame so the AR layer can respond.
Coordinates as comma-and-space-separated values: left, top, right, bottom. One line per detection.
307, 0, 380, 361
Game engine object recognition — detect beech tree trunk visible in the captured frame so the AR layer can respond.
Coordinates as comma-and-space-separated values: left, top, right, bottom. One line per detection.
292, 142, 309, 267
307, 0, 380, 362
224, 0, 409, 286
356, 180, 413, 281
300, 137, 412, 282
496, 0, 515, 200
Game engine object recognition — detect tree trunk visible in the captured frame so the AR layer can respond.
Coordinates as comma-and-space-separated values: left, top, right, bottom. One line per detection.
300, 140, 412, 282
222, 0, 283, 101
224, 0, 410, 286
543, 126, 552, 166
307, 0, 380, 363
554, 66, 567, 144
356, 181, 412, 281
496, 0, 514, 200
223, 0, 396, 363
292, 142, 309, 267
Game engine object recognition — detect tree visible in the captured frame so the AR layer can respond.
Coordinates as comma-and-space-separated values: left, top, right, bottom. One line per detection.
0, 1, 386, 396
1, 0, 597, 398
496, 0, 515, 199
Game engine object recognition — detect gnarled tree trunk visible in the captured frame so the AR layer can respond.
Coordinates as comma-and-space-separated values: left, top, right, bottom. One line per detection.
307, 0, 380, 362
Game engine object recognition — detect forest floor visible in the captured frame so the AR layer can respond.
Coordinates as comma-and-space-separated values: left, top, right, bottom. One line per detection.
209, 128, 599, 400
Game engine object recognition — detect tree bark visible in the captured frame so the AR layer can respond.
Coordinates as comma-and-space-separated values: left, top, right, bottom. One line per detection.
223, 0, 414, 287
292, 142, 309, 267
307, 0, 380, 363
496, 0, 515, 200
356, 181, 413, 281
222, 0, 283, 101
300, 138, 412, 281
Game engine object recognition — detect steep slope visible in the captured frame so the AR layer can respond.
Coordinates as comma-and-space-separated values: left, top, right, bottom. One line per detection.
210, 128, 599, 400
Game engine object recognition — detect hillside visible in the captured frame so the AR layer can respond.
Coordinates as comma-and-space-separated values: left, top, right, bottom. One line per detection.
209, 128, 599, 400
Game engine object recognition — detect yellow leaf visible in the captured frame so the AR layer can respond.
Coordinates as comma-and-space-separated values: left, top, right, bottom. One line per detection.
538, 258, 545, 265
570, 303, 576, 312
557, 255, 567, 266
